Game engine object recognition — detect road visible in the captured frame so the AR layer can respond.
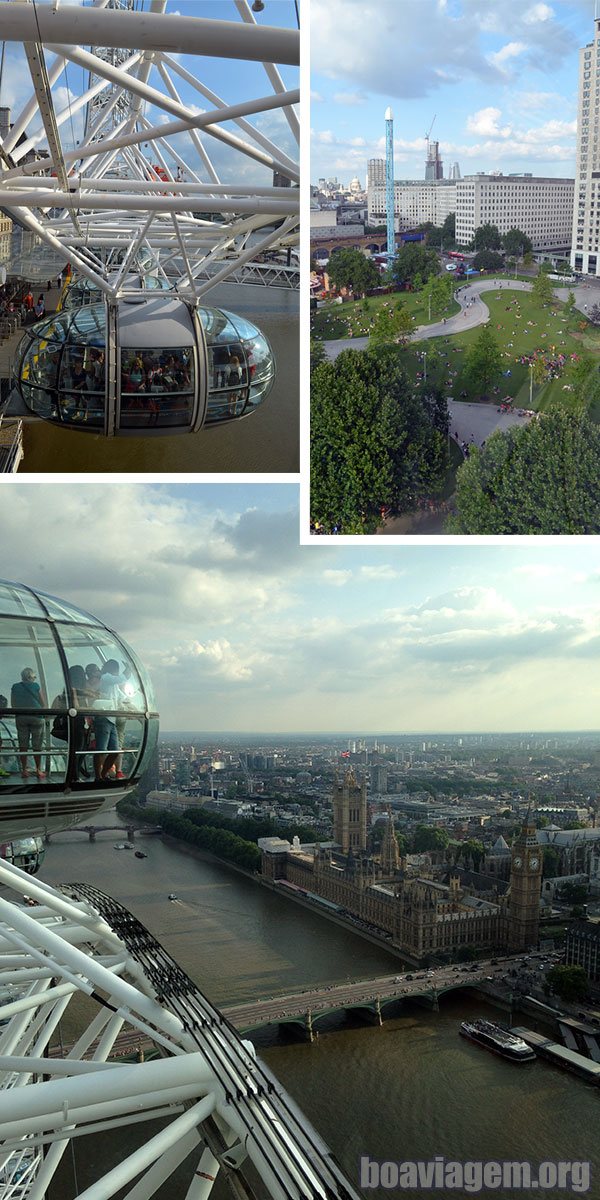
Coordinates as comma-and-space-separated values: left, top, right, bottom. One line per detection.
222, 956, 530, 1028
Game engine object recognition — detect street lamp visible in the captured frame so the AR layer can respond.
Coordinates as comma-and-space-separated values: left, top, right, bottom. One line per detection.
529, 361, 533, 407
423, 350, 427, 383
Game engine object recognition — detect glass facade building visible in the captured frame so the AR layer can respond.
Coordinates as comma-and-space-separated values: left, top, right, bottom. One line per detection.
0, 580, 159, 839
13, 295, 275, 436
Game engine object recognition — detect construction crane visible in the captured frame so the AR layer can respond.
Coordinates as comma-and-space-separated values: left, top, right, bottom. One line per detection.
425, 114, 436, 158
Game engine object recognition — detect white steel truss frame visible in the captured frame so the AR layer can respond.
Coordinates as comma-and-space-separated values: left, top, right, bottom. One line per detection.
0, 0, 299, 299
0, 859, 360, 1200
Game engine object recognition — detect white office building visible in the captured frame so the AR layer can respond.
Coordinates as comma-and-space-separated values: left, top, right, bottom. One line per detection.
367, 167, 457, 230
455, 174, 574, 252
572, 19, 600, 275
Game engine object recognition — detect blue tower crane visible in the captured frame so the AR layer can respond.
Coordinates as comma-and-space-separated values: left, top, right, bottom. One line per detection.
385, 106, 395, 260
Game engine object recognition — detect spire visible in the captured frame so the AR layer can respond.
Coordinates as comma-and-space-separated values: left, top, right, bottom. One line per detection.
380, 806, 400, 875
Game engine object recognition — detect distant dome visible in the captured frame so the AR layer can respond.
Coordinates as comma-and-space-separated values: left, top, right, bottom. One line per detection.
349, 176, 361, 192
0, 579, 158, 839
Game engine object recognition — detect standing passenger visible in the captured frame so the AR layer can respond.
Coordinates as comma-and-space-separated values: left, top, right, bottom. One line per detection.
11, 668, 47, 779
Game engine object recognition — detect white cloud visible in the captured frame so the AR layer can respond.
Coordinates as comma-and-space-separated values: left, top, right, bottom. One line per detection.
333, 91, 367, 106
488, 41, 527, 69
311, 90, 324, 102
359, 566, 402, 581
522, 3, 554, 23
323, 570, 352, 587
466, 107, 512, 138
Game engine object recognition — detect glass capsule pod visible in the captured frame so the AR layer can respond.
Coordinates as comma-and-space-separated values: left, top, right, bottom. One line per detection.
0, 579, 159, 839
13, 294, 275, 436
0, 838, 45, 875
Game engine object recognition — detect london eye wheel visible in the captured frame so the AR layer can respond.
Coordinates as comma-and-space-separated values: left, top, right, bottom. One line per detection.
0, 1, 299, 438
0, 0, 299, 296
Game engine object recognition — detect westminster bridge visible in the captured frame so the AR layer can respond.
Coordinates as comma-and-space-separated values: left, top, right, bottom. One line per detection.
222, 960, 519, 1041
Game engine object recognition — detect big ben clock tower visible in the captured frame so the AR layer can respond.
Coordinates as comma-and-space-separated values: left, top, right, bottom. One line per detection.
508, 812, 543, 951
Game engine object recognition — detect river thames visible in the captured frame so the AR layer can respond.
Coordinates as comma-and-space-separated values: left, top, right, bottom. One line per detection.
34, 814, 598, 1199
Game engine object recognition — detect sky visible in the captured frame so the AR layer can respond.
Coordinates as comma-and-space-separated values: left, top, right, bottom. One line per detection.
1, 483, 600, 735
0, 0, 298, 186
311, 0, 597, 186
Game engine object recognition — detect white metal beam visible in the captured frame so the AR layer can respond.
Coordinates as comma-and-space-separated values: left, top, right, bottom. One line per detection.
0, 6, 299, 66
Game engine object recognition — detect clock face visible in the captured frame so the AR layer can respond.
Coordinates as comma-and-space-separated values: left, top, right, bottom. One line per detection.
530, 856, 539, 869
513, 856, 523, 868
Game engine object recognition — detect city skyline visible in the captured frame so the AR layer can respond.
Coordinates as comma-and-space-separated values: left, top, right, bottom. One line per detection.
2, 484, 600, 734
311, 0, 595, 185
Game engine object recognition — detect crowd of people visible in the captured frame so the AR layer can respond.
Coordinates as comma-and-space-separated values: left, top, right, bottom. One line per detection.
0, 661, 136, 783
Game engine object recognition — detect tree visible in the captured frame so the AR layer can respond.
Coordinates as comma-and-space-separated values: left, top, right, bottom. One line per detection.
311, 347, 448, 533
558, 882, 588, 904
531, 271, 555, 306
327, 247, 380, 294
565, 290, 576, 317
442, 211, 456, 242
456, 945, 478, 962
369, 303, 414, 347
464, 325, 502, 395
502, 228, 533, 257
448, 408, 600, 534
425, 224, 445, 249
310, 336, 326, 373
523, 252, 534, 268
396, 832, 409, 857
391, 242, 440, 288
472, 250, 504, 273
424, 273, 454, 318
589, 303, 600, 325
546, 965, 589, 1002
542, 846, 560, 878
471, 223, 501, 251
459, 838, 485, 870
412, 825, 450, 853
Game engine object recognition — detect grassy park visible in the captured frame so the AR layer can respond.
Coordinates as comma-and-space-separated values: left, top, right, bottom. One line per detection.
310, 285, 460, 340
314, 281, 600, 418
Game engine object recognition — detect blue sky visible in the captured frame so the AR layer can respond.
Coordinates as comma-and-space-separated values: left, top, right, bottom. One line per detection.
311, 0, 595, 186
1, 484, 599, 734
0, 0, 298, 185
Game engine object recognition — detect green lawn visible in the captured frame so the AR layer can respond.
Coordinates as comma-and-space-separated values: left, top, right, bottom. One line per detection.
399, 290, 600, 417
310, 287, 460, 340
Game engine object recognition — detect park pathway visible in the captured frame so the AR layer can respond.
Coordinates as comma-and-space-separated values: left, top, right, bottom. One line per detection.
322, 277, 537, 362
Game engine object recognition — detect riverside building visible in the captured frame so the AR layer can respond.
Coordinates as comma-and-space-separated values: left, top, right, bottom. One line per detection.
455, 174, 574, 253
367, 171, 457, 231
260, 772, 543, 961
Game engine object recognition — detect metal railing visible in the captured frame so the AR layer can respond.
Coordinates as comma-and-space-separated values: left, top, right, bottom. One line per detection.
0, 415, 23, 473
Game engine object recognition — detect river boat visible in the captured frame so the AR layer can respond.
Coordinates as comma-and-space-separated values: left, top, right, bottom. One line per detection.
135, 851, 147, 859
113, 843, 125, 850
460, 1019, 536, 1062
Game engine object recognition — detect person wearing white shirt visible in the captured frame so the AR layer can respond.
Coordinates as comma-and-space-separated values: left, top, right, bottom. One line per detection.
94, 659, 130, 781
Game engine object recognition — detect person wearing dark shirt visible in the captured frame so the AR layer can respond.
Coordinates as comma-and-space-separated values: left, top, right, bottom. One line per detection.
11, 667, 47, 779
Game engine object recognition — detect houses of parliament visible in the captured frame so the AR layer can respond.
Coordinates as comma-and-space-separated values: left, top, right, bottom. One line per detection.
260, 770, 543, 961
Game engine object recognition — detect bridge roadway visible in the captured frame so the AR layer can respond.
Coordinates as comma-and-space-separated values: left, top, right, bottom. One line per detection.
44, 823, 160, 842
221, 957, 518, 1038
